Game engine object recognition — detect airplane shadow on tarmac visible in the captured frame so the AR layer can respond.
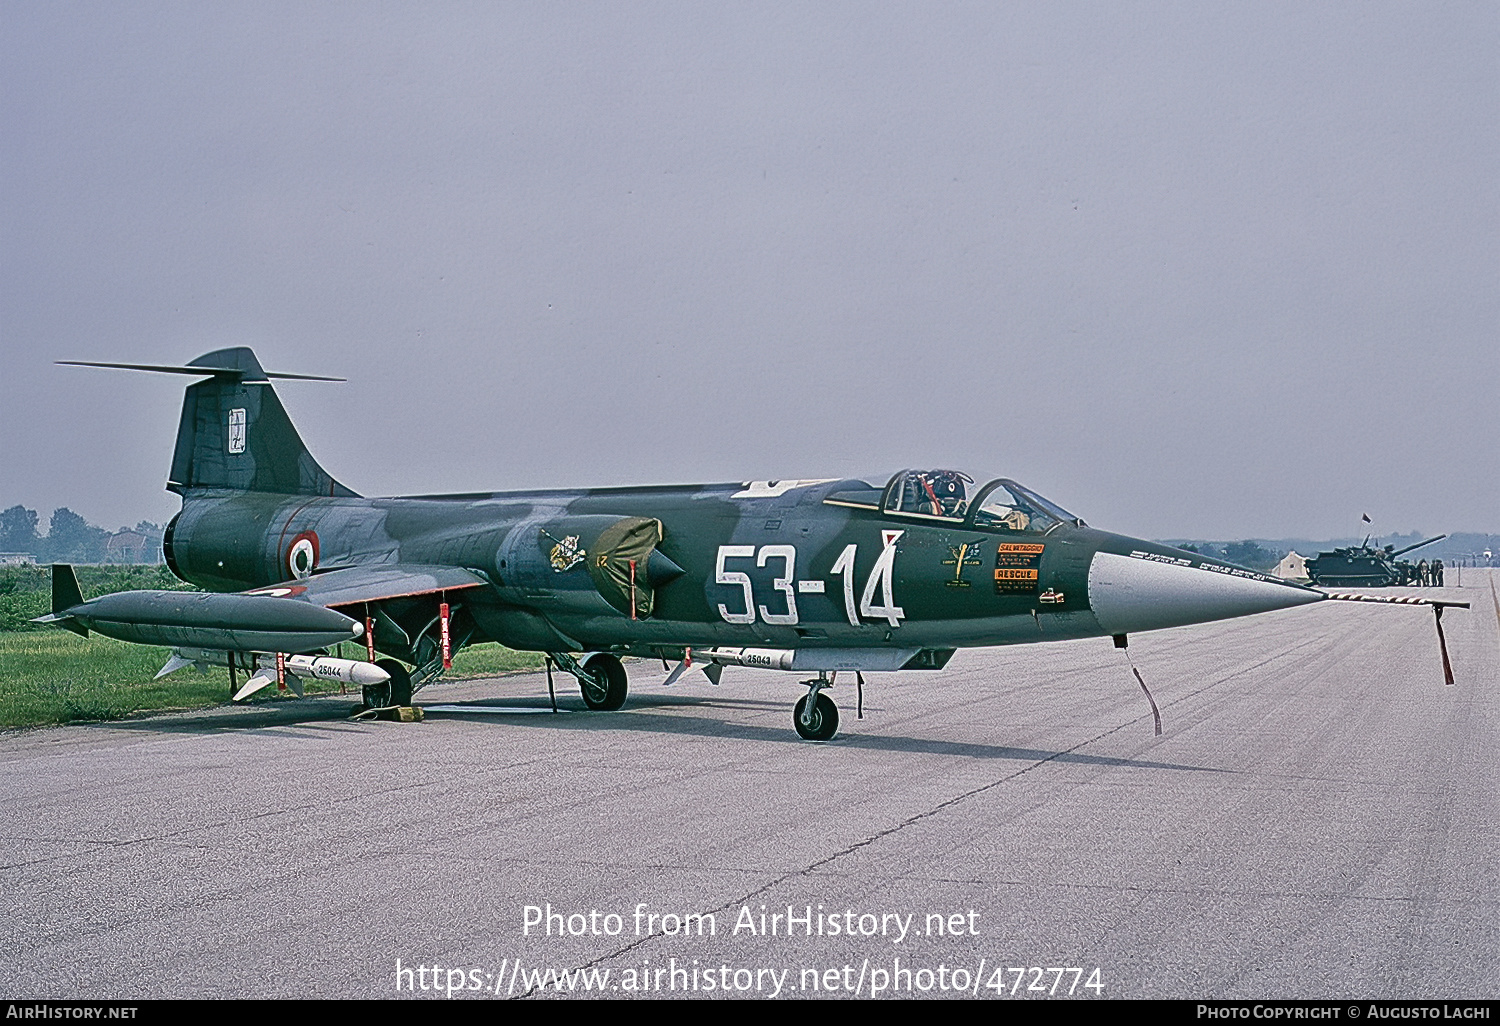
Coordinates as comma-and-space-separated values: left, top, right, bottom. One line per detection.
79, 696, 377, 736
423, 695, 1218, 773
85, 691, 1215, 773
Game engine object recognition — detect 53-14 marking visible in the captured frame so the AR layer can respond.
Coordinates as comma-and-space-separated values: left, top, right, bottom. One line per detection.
715, 532, 904, 629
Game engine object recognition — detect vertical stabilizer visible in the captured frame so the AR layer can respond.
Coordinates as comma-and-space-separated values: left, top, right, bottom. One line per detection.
165, 348, 358, 497
60, 348, 357, 498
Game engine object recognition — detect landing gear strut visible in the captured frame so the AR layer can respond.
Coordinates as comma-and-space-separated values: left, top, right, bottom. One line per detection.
550, 652, 629, 711
794, 672, 839, 742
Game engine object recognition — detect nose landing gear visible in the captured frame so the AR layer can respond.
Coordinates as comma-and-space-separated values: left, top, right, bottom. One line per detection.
794, 672, 839, 742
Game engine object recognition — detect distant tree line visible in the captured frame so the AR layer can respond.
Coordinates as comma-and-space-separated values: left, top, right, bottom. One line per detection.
1176, 540, 1280, 571
0, 505, 163, 564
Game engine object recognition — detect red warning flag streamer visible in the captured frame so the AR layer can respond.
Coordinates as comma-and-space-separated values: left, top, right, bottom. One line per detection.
276, 652, 287, 692
364, 604, 376, 663
440, 600, 452, 670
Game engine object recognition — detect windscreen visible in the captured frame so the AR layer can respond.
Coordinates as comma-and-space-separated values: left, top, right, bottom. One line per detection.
970, 479, 1082, 533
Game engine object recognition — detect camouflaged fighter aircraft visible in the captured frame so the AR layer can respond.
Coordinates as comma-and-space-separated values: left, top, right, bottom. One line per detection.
38, 347, 1468, 740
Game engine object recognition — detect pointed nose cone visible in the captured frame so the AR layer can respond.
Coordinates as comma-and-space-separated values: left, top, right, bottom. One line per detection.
1088, 550, 1323, 635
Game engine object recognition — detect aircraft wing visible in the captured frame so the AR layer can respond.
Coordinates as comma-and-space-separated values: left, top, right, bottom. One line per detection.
245, 564, 490, 610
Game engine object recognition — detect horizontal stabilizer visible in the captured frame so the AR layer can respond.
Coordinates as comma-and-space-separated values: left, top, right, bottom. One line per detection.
57, 360, 343, 381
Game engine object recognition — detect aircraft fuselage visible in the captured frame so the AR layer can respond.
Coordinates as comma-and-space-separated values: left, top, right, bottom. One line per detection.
162, 476, 1322, 667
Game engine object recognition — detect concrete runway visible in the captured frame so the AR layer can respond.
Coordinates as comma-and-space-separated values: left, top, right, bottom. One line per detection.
3, 572, 1497, 1000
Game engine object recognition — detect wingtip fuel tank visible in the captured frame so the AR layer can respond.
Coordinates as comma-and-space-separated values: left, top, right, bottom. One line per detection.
34, 565, 363, 654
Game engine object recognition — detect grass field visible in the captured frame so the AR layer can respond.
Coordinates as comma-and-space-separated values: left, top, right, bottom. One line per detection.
0, 563, 193, 631
0, 563, 545, 728
0, 632, 545, 730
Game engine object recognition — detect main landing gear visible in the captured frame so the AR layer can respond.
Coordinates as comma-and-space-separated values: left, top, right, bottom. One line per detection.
794, 672, 839, 742
360, 658, 413, 710
549, 652, 630, 711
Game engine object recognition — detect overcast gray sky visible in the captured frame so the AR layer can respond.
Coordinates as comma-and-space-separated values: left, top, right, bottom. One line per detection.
2, 2, 1494, 541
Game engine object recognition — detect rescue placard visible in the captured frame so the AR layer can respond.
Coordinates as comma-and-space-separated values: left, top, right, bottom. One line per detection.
995, 543, 1044, 594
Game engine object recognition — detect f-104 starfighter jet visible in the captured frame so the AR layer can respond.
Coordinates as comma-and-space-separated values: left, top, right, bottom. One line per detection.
36, 348, 1465, 739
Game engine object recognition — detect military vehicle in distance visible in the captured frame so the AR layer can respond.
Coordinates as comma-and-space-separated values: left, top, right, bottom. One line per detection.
1305, 535, 1446, 587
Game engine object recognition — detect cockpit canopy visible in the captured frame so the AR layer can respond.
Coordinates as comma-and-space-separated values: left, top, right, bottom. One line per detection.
826, 469, 1083, 534
885, 469, 975, 519
967, 479, 1082, 533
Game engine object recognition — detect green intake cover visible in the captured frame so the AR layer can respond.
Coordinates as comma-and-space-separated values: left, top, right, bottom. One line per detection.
587, 517, 664, 619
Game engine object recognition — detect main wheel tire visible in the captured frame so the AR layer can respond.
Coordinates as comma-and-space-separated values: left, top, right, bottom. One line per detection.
578, 654, 628, 711
376, 659, 413, 706
361, 679, 391, 710
793, 692, 839, 742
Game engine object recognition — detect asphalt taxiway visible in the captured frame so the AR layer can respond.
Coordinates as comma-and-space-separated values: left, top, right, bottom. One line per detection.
2, 573, 1496, 999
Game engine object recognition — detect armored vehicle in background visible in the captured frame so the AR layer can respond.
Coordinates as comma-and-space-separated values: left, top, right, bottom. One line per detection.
1305, 535, 1446, 587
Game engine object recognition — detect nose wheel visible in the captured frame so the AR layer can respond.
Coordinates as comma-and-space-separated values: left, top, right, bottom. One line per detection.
794, 673, 839, 741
